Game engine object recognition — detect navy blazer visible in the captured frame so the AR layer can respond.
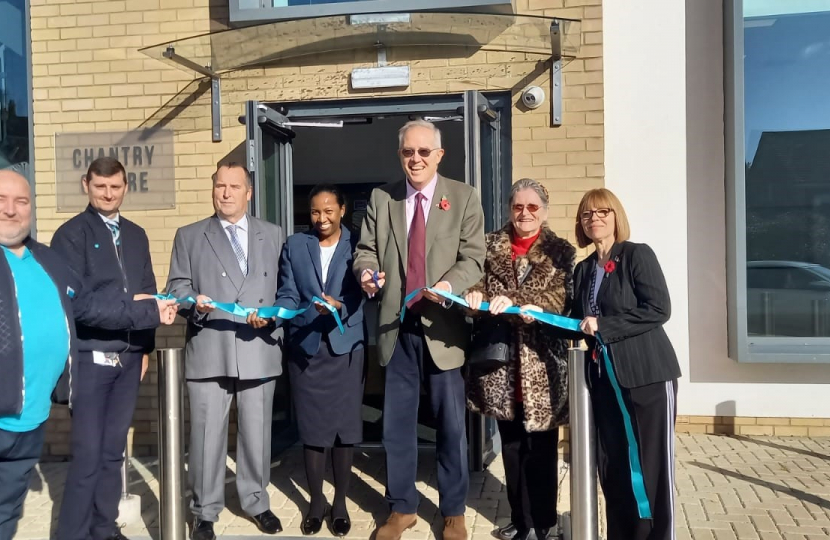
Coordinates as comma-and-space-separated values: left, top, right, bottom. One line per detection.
572, 241, 682, 388
51, 205, 159, 354
275, 225, 365, 357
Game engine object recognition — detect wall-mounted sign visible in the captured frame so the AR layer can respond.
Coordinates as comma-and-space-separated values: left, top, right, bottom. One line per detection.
55, 129, 175, 212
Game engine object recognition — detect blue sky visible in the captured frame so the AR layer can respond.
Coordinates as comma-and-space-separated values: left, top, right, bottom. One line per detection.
744, 7, 830, 162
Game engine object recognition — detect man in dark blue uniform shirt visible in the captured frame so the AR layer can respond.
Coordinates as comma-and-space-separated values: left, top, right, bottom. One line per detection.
51, 157, 177, 540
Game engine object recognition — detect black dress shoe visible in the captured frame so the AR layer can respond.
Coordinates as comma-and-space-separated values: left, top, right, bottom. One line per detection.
301, 514, 324, 535
252, 510, 283, 534
330, 508, 351, 537
191, 520, 216, 540
104, 532, 130, 540
495, 523, 517, 540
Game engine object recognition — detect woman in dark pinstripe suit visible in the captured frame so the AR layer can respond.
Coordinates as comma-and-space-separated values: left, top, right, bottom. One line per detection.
571, 188, 681, 540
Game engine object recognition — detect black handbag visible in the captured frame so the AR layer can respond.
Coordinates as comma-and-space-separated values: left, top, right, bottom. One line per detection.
467, 315, 514, 373
467, 264, 533, 373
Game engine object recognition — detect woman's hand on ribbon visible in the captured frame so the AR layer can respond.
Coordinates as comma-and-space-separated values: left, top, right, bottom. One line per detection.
464, 290, 485, 311
315, 293, 342, 315
488, 295, 514, 315
580, 316, 599, 336
518, 304, 542, 324
195, 294, 215, 313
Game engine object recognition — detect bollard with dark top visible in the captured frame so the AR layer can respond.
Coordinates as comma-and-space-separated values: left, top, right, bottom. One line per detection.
158, 348, 186, 540
567, 346, 599, 540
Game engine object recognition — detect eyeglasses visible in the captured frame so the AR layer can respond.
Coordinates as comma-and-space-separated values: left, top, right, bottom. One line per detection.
400, 148, 441, 158
512, 203, 542, 214
580, 208, 613, 221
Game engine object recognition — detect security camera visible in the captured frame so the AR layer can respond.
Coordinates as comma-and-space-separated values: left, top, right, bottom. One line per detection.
521, 86, 545, 109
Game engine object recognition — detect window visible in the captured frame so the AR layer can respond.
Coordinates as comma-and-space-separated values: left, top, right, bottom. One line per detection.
230, 0, 513, 24
727, 0, 830, 360
0, 0, 31, 180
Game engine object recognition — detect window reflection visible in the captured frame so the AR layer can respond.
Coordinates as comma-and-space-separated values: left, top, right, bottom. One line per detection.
0, 0, 29, 178
744, 3, 830, 337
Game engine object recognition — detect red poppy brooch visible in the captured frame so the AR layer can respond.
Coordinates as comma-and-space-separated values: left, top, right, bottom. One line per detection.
604, 257, 618, 274
438, 195, 451, 211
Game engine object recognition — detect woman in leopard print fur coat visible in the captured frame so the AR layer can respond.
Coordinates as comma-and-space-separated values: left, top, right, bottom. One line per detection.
464, 178, 575, 540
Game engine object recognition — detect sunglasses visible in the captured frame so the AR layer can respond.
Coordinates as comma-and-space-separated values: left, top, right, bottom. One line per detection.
400, 148, 441, 158
512, 203, 542, 214
580, 208, 613, 221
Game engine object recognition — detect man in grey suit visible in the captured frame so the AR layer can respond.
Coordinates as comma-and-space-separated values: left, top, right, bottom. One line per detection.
354, 120, 486, 540
167, 163, 285, 540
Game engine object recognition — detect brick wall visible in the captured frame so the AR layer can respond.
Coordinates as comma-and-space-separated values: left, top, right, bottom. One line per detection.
31, 0, 603, 457
675, 416, 830, 437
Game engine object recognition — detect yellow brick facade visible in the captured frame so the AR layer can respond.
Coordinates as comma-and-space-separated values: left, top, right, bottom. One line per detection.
29, 0, 607, 457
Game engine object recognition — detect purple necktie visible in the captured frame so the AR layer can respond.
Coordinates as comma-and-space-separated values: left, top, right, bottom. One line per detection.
406, 192, 426, 309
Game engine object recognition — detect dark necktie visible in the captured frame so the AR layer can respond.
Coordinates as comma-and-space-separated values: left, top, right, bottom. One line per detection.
405, 192, 426, 308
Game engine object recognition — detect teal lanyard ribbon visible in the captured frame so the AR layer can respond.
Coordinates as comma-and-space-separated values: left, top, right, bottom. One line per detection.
401, 286, 653, 519
156, 294, 345, 335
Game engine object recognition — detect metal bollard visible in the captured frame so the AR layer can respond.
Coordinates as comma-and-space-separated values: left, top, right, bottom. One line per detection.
158, 348, 186, 540
121, 447, 129, 499
568, 347, 598, 540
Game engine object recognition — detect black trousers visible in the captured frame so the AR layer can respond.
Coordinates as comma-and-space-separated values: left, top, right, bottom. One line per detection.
497, 406, 559, 531
589, 359, 677, 540
0, 425, 45, 540
383, 313, 469, 517
58, 351, 143, 540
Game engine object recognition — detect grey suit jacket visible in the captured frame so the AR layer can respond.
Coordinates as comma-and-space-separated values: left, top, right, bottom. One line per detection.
353, 175, 485, 370
166, 214, 285, 380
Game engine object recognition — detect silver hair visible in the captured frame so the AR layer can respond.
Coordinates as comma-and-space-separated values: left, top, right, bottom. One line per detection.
398, 119, 442, 149
509, 178, 549, 207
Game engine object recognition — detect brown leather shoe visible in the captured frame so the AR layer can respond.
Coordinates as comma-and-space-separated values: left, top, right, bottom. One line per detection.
443, 515, 467, 540
375, 512, 417, 540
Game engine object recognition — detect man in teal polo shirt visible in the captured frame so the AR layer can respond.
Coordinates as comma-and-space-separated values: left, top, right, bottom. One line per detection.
0, 170, 74, 540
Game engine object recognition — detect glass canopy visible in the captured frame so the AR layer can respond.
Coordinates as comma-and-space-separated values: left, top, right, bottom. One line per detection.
139, 11, 581, 76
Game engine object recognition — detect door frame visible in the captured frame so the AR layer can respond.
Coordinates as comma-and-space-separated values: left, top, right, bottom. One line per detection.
245, 93, 512, 471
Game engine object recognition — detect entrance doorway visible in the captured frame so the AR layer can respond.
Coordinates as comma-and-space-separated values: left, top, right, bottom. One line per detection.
243, 92, 511, 471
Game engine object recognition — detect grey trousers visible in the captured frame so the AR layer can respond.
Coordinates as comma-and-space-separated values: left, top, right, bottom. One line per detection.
187, 377, 277, 522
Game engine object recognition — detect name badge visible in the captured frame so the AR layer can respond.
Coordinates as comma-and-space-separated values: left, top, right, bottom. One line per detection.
92, 351, 120, 367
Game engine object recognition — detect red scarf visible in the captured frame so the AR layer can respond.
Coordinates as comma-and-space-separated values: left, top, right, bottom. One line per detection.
509, 229, 540, 402
511, 230, 540, 260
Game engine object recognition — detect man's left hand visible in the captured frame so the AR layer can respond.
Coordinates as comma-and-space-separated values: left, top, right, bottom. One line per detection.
422, 281, 451, 304
141, 354, 149, 382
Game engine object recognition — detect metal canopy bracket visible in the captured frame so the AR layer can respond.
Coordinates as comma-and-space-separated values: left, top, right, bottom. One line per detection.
550, 20, 563, 127
163, 46, 223, 142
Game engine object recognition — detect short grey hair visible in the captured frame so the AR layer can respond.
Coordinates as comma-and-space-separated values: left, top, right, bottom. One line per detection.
509, 178, 549, 207
398, 120, 442, 149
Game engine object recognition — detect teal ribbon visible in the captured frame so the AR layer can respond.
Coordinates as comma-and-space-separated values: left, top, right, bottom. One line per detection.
155, 294, 345, 335
401, 286, 653, 519
596, 340, 652, 519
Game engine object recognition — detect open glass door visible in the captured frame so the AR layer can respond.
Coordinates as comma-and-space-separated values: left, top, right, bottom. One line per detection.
246, 100, 295, 235
464, 90, 508, 471
244, 100, 298, 454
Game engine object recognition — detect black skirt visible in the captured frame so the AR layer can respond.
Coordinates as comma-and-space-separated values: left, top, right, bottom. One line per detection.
288, 342, 365, 447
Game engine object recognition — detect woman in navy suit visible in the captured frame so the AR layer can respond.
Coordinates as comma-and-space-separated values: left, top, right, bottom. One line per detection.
571, 188, 681, 540
249, 184, 365, 536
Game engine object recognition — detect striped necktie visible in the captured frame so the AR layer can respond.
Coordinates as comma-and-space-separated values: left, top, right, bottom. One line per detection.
226, 224, 248, 276
106, 221, 120, 247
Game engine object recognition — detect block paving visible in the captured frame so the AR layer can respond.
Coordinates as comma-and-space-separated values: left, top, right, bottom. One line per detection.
15, 434, 830, 539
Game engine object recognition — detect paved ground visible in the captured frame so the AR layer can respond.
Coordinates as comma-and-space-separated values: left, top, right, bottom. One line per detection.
15, 434, 830, 540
